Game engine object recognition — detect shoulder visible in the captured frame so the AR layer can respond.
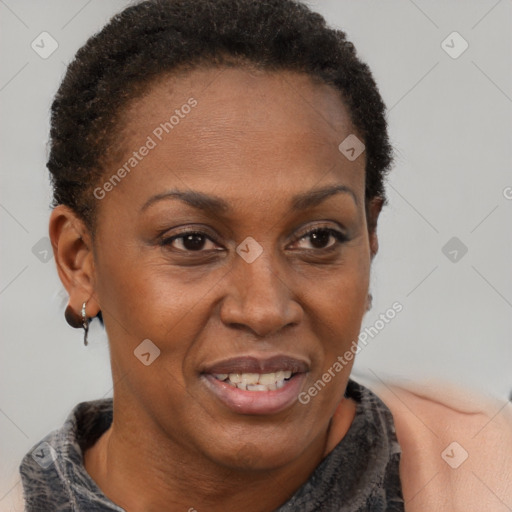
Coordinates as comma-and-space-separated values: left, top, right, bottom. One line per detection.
15, 399, 114, 512
359, 375, 512, 512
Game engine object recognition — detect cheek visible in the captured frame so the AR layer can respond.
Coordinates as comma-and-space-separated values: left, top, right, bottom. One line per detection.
298, 269, 369, 418
94, 257, 206, 410
95, 237, 199, 330
94, 245, 225, 381
311, 271, 368, 353
312, 240, 370, 310
304, 244, 371, 367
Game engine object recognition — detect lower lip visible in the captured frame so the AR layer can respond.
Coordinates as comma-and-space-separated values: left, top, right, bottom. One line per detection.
202, 373, 307, 415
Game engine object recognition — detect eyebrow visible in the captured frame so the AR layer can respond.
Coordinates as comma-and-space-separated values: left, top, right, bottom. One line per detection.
140, 189, 230, 215
291, 184, 358, 210
140, 184, 358, 215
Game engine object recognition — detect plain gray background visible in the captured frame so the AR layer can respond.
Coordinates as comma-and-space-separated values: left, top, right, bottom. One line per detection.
1, 0, 511, 504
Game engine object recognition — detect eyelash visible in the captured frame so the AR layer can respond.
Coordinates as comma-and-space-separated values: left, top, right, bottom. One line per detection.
293, 226, 348, 251
160, 226, 348, 254
160, 230, 221, 253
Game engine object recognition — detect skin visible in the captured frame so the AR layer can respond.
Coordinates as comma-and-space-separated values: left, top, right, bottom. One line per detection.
50, 67, 382, 512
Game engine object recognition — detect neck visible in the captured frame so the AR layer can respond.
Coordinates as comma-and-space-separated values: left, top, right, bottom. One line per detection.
84, 398, 356, 512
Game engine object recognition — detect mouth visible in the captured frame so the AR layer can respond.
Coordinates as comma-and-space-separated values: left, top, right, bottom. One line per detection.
201, 355, 309, 415
212, 370, 294, 391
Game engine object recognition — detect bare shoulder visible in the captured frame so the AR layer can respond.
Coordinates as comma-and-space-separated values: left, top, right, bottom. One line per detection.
358, 375, 512, 512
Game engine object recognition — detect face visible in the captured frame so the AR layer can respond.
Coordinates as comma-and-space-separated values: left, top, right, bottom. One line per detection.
86, 67, 378, 469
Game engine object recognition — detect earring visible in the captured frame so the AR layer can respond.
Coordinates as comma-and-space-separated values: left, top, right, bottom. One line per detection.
81, 302, 89, 346
366, 293, 373, 311
64, 301, 90, 346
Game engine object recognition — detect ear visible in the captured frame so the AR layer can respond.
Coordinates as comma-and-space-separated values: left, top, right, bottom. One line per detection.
49, 205, 100, 318
366, 196, 384, 261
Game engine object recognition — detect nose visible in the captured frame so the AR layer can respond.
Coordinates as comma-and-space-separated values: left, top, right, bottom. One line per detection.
219, 250, 303, 338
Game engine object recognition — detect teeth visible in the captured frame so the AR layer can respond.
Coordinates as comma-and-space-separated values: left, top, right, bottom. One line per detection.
215, 371, 294, 391
240, 373, 259, 385
247, 384, 269, 391
259, 373, 278, 385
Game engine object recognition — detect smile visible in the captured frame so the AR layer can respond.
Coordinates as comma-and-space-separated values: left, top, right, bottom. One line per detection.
213, 371, 293, 391
201, 355, 309, 415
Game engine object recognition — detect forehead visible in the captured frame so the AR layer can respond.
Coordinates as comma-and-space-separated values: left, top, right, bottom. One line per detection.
134, 66, 350, 119
99, 67, 365, 218
119, 66, 358, 154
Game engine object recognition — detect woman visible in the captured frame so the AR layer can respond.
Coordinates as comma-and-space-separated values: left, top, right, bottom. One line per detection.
16, 0, 512, 511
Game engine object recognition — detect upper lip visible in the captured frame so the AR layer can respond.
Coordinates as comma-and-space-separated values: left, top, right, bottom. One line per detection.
202, 355, 310, 375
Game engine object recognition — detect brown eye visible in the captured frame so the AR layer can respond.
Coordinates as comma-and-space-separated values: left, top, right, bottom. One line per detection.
294, 228, 347, 251
308, 229, 332, 249
179, 233, 208, 251
161, 231, 219, 252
